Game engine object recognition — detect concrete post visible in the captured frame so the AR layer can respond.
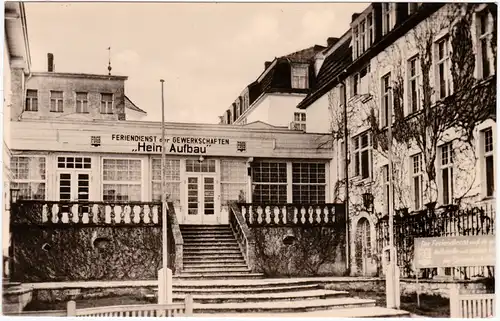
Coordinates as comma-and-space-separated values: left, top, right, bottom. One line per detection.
66, 300, 76, 316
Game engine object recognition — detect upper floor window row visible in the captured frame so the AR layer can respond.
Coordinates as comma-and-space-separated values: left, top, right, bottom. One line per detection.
24, 90, 115, 115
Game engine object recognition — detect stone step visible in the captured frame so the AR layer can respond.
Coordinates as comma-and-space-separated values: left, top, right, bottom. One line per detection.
191, 297, 376, 313
192, 306, 411, 318
184, 238, 238, 243
183, 249, 242, 255
166, 290, 349, 304
166, 283, 323, 295
182, 266, 252, 273
183, 240, 239, 245
176, 272, 264, 280
182, 231, 234, 236
183, 258, 246, 264
183, 254, 244, 260
180, 225, 231, 231
183, 262, 248, 268
184, 244, 240, 249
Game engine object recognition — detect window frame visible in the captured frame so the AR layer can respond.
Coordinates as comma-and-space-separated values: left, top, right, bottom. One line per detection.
382, 3, 392, 36
25, 89, 38, 112
220, 159, 247, 204
291, 64, 309, 89
101, 157, 143, 202
100, 93, 114, 114
439, 143, 454, 205
407, 55, 420, 114
76, 92, 89, 114
412, 153, 424, 210
435, 37, 451, 100
381, 72, 391, 127
292, 162, 327, 204
482, 127, 494, 197
151, 157, 181, 205
352, 132, 372, 179
477, 10, 492, 79
251, 161, 288, 203
11, 155, 47, 200
50, 90, 64, 113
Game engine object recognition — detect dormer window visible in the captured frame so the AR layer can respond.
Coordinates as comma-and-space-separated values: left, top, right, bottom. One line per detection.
409, 3, 421, 15
382, 3, 394, 36
352, 12, 374, 59
291, 65, 309, 89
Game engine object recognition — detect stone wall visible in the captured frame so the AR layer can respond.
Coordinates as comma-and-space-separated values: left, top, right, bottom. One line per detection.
10, 226, 162, 282
251, 226, 347, 277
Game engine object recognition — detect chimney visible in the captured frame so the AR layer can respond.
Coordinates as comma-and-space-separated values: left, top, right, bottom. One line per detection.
47, 53, 54, 72
352, 13, 360, 22
327, 37, 339, 47
264, 61, 272, 69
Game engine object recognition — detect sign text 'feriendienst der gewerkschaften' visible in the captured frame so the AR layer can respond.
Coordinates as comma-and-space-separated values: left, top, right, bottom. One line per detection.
414, 235, 495, 269
110, 134, 233, 154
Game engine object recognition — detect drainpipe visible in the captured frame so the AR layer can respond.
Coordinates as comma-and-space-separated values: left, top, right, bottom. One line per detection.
337, 71, 350, 275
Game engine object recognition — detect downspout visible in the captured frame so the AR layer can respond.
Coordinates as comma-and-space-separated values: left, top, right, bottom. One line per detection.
337, 70, 350, 275
18, 71, 32, 121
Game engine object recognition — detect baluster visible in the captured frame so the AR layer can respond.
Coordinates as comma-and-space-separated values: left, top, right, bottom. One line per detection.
264, 206, 271, 224
279, 206, 285, 224
104, 205, 111, 224
307, 206, 314, 224
318, 206, 324, 224
132, 205, 141, 224
61, 205, 69, 223
123, 205, 131, 224
74, 204, 81, 223
293, 206, 298, 224
273, 206, 280, 224
300, 207, 306, 224
152, 205, 159, 224
143, 205, 151, 224
256, 206, 263, 225
114, 205, 123, 224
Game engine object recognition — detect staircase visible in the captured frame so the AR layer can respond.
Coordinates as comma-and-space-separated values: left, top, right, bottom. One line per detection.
154, 225, 411, 317
179, 225, 263, 279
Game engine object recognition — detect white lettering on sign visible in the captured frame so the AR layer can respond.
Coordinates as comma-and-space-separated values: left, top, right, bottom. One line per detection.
111, 134, 231, 154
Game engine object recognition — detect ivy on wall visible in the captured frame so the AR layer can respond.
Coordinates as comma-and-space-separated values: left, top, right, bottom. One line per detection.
252, 226, 346, 277
11, 226, 162, 282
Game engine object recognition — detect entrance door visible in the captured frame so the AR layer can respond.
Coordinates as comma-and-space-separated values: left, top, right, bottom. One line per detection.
185, 174, 217, 224
57, 171, 91, 222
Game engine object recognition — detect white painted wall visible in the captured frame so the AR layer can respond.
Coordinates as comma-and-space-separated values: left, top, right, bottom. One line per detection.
245, 95, 271, 124
267, 93, 308, 127
125, 109, 147, 121
305, 94, 331, 133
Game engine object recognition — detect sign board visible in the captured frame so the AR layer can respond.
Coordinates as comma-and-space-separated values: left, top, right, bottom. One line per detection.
414, 235, 495, 269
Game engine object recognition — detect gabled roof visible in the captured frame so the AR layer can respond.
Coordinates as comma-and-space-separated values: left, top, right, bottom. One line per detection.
125, 96, 147, 114
284, 45, 326, 63
297, 36, 352, 109
243, 120, 283, 129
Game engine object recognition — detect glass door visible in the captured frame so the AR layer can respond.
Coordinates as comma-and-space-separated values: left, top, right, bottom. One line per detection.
184, 174, 218, 224
57, 171, 91, 222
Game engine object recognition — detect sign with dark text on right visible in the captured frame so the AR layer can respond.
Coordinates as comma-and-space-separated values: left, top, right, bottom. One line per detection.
414, 235, 495, 269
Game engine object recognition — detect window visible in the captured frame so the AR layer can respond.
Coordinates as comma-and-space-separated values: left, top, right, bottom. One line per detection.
408, 56, 420, 114
440, 143, 454, 205
25, 90, 38, 111
382, 165, 389, 214
293, 112, 306, 131
353, 132, 372, 179
251, 161, 287, 203
100, 93, 114, 114
483, 128, 494, 197
409, 2, 420, 15
292, 163, 326, 203
352, 73, 359, 96
436, 38, 450, 99
57, 156, 91, 169
50, 91, 64, 112
76, 92, 89, 113
221, 159, 247, 204
291, 65, 309, 89
381, 73, 391, 127
477, 10, 491, 79
102, 159, 142, 202
11, 156, 46, 200
185, 159, 216, 173
367, 13, 374, 46
353, 26, 359, 58
151, 158, 180, 205
382, 3, 392, 35
359, 21, 366, 54
412, 153, 424, 210
235, 99, 241, 119
227, 110, 232, 124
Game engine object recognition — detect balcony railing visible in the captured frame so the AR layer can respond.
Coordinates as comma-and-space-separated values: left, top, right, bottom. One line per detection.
11, 200, 163, 226
237, 203, 346, 227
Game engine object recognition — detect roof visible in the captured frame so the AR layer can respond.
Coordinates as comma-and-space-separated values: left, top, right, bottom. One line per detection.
31, 71, 128, 80
125, 96, 147, 114
284, 45, 326, 63
297, 36, 352, 109
4, 2, 31, 71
